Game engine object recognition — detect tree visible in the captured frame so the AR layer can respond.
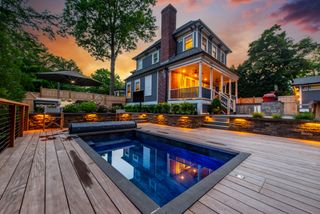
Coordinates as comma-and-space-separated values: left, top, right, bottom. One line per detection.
236, 25, 319, 97
62, 0, 157, 95
89, 69, 124, 94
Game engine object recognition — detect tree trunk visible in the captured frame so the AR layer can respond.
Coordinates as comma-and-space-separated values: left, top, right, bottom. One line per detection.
109, 50, 115, 96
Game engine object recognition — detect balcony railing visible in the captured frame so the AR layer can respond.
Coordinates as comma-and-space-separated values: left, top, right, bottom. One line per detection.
0, 98, 29, 153
170, 87, 212, 99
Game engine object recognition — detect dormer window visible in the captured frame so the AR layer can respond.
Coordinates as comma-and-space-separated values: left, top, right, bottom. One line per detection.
152, 51, 159, 64
137, 59, 143, 70
183, 34, 193, 51
201, 35, 208, 52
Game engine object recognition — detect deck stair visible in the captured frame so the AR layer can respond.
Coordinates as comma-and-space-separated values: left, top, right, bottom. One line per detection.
202, 115, 230, 130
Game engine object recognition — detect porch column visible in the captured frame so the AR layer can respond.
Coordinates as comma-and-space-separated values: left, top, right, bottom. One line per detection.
199, 62, 202, 98
210, 67, 213, 99
229, 79, 232, 96
299, 85, 302, 106
220, 75, 224, 93
235, 80, 238, 100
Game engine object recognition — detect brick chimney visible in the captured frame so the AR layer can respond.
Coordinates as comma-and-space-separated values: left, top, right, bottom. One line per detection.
160, 4, 177, 62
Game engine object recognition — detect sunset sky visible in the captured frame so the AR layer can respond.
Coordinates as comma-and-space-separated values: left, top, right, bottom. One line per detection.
30, 0, 320, 80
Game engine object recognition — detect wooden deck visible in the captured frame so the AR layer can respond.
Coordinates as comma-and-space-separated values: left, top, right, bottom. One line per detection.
0, 124, 320, 214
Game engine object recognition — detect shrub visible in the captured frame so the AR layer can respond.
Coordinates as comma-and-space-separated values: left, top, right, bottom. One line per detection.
294, 112, 315, 120
161, 103, 170, 113
252, 112, 264, 118
63, 103, 80, 113
97, 105, 109, 113
79, 101, 97, 113
272, 114, 282, 119
180, 102, 196, 115
171, 104, 180, 114
211, 98, 222, 114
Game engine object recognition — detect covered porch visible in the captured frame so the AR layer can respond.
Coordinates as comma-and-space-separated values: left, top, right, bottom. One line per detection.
168, 60, 238, 113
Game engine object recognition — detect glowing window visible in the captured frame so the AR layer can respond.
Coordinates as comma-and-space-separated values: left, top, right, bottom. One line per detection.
184, 34, 193, 51
134, 79, 140, 91
126, 82, 131, 98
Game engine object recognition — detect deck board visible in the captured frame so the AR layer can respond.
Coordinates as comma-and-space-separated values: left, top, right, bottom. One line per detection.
0, 124, 319, 214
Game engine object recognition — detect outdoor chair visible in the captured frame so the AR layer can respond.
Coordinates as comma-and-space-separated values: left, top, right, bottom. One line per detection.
43, 106, 64, 130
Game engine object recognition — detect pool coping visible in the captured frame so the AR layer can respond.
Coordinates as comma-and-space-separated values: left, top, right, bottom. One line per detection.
72, 129, 250, 214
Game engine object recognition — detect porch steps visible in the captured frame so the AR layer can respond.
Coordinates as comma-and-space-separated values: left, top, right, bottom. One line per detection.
202, 115, 230, 130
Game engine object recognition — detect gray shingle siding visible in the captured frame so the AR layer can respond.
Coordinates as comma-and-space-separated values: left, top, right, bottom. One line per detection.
126, 71, 158, 104
143, 54, 152, 68
177, 40, 183, 54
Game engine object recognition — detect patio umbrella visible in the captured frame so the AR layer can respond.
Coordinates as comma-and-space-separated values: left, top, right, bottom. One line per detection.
36, 71, 102, 98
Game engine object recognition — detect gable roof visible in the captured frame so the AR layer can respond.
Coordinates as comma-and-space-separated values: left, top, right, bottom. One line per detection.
132, 40, 161, 60
293, 76, 320, 85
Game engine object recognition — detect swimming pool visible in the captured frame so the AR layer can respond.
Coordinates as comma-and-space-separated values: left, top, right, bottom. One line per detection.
77, 130, 249, 213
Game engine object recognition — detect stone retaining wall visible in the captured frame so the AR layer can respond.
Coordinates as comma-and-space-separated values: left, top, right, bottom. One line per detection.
229, 117, 320, 141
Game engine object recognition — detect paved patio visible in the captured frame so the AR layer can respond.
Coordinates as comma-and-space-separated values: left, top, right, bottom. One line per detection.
0, 124, 319, 214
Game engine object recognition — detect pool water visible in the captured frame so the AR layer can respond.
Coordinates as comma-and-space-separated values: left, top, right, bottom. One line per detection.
82, 131, 236, 206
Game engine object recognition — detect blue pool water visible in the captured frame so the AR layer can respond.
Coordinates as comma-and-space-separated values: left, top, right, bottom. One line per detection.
82, 131, 236, 206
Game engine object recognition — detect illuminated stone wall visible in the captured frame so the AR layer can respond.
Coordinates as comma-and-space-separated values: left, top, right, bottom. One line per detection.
229, 117, 320, 141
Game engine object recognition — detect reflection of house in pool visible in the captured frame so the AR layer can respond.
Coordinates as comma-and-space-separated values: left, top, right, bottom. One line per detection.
120, 144, 216, 206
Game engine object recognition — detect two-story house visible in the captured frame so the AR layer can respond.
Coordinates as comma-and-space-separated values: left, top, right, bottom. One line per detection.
125, 4, 239, 114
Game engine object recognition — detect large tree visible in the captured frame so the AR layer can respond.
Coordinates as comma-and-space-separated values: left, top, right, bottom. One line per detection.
62, 0, 157, 95
236, 25, 319, 97
89, 68, 124, 94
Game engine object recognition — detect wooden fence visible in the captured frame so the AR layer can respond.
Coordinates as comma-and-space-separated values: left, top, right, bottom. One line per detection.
23, 88, 126, 112
237, 95, 298, 115
0, 98, 29, 152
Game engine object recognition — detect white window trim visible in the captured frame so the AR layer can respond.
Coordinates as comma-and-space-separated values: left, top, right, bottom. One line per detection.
126, 82, 131, 98
182, 33, 194, 51
144, 75, 152, 96
212, 43, 217, 58
220, 51, 225, 64
152, 51, 159, 64
134, 79, 140, 91
201, 34, 208, 52
137, 58, 143, 70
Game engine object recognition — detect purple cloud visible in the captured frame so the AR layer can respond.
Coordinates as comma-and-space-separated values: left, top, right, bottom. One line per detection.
271, 0, 320, 33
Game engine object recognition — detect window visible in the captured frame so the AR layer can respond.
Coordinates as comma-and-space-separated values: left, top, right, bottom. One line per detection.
134, 79, 140, 91
220, 51, 225, 64
152, 51, 159, 64
183, 34, 193, 51
137, 59, 143, 70
201, 35, 208, 52
126, 82, 131, 98
212, 43, 217, 58
144, 75, 152, 96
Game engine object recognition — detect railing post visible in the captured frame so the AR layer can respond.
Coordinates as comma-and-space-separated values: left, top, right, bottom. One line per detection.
9, 105, 16, 147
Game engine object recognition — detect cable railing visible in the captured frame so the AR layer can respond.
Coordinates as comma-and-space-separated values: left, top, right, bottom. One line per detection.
0, 98, 29, 153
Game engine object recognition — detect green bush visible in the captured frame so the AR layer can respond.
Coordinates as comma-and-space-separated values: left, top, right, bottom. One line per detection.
63, 103, 80, 113
79, 101, 97, 113
252, 112, 264, 118
171, 104, 181, 114
97, 105, 109, 113
161, 103, 170, 113
180, 102, 196, 115
210, 98, 222, 114
294, 112, 315, 120
272, 114, 282, 119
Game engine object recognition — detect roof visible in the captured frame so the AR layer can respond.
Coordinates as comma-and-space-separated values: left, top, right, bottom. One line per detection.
126, 48, 237, 80
293, 76, 320, 85
132, 40, 161, 60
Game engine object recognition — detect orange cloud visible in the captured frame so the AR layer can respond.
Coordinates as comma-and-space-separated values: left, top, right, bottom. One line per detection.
228, 0, 252, 6
157, 0, 213, 12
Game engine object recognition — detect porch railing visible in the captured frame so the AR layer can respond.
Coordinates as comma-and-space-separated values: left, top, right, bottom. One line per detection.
0, 98, 29, 152
170, 87, 199, 99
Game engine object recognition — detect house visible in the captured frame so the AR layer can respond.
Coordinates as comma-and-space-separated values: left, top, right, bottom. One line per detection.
125, 4, 239, 114
293, 75, 320, 117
